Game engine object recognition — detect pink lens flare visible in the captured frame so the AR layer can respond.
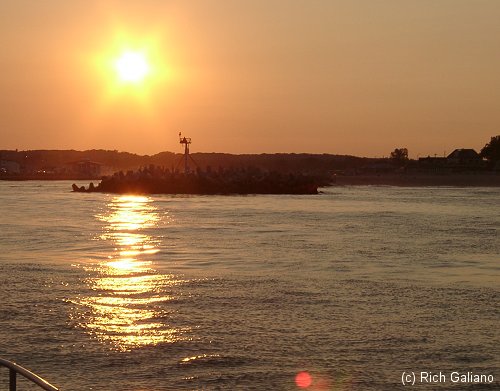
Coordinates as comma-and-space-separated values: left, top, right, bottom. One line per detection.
295, 371, 312, 388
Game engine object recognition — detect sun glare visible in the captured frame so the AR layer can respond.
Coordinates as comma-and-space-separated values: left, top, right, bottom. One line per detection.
115, 51, 150, 83
88, 32, 175, 108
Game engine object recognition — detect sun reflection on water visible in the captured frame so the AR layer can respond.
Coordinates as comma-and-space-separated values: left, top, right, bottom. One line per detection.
73, 195, 189, 351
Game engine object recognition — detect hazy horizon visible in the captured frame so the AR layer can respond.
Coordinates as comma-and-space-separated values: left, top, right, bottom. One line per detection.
0, 145, 488, 160
1, 1, 499, 158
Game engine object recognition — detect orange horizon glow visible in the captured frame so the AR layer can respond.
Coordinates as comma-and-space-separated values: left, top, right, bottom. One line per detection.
1, 1, 499, 158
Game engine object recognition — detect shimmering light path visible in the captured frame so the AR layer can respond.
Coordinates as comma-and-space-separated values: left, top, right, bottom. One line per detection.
72, 195, 189, 350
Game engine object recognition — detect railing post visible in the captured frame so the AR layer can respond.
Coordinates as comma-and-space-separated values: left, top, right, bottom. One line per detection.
9, 368, 16, 391
0, 358, 58, 391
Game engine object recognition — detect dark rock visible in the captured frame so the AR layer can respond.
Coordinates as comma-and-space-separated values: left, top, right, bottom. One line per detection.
72, 166, 320, 195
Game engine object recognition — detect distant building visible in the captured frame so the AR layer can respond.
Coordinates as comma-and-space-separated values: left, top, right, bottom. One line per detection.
446, 149, 482, 167
67, 160, 103, 177
0, 160, 21, 174
416, 149, 484, 172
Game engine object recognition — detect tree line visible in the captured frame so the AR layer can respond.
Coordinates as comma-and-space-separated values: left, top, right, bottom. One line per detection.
390, 135, 500, 165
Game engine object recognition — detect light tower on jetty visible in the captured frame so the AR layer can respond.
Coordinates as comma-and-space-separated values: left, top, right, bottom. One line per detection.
178, 132, 193, 174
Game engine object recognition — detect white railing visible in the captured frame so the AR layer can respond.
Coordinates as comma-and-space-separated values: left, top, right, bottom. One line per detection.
0, 358, 59, 391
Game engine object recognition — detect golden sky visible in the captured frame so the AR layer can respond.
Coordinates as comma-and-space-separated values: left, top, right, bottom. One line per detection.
1, 0, 499, 157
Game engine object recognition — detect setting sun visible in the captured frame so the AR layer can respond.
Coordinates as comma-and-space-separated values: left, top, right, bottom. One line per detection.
115, 51, 150, 83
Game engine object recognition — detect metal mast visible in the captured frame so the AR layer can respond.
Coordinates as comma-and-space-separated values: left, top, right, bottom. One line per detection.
179, 132, 192, 173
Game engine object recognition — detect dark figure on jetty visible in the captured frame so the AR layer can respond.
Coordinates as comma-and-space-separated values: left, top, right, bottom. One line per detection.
72, 165, 322, 195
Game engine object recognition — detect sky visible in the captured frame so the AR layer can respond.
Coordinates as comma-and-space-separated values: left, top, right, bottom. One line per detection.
1, 0, 499, 158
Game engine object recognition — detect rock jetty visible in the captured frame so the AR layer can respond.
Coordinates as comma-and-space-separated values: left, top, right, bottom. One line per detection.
72, 166, 321, 195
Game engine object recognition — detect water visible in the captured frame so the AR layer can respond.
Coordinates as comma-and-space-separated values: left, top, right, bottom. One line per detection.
0, 181, 498, 390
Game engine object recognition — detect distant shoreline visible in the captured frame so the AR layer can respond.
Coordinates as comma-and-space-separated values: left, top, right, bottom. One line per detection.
330, 173, 500, 187
2, 172, 500, 187
0, 175, 100, 181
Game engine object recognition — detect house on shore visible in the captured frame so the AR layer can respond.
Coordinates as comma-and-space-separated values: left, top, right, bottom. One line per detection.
446, 149, 482, 167
417, 148, 484, 172
66, 159, 103, 178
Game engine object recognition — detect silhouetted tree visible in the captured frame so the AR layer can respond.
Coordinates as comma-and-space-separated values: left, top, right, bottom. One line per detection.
390, 148, 408, 164
480, 135, 500, 162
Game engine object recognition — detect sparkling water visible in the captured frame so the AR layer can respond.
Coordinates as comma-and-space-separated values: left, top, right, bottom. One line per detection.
0, 181, 498, 390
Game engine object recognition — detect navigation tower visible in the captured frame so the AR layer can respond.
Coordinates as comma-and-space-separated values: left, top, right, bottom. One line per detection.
178, 132, 194, 173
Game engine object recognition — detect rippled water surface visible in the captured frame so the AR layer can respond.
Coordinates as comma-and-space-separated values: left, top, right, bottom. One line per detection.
0, 181, 498, 390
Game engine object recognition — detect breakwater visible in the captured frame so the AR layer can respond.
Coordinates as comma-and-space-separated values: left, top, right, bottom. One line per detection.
73, 166, 321, 194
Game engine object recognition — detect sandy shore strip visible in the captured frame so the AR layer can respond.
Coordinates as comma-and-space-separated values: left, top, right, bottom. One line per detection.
331, 173, 500, 187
